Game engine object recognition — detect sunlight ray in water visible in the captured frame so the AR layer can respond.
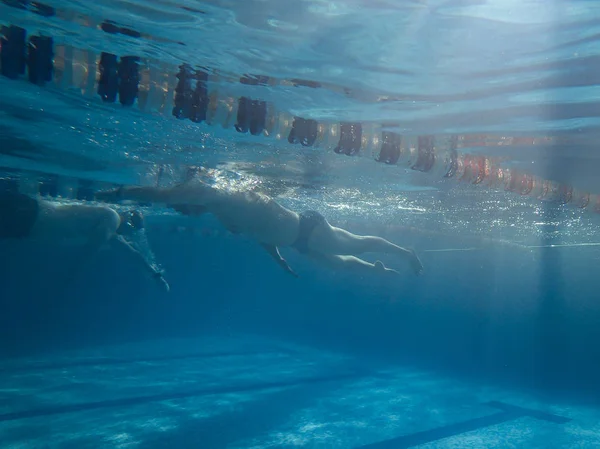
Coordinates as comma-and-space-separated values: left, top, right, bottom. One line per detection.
1, 1, 600, 448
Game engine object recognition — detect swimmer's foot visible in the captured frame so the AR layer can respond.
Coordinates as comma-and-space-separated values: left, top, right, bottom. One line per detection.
408, 249, 424, 276
374, 260, 401, 277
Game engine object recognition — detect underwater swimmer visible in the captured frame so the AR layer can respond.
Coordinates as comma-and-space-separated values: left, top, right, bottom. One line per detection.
96, 180, 424, 278
0, 191, 169, 292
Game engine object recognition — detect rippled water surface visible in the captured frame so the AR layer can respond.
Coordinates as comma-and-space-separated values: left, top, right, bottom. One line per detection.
1, 0, 600, 244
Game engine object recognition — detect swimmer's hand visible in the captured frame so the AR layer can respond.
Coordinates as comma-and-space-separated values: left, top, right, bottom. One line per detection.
158, 276, 171, 293
260, 244, 299, 278
153, 271, 170, 293
272, 252, 298, 278
283, 260, 299, 278
408, 249, 424, 276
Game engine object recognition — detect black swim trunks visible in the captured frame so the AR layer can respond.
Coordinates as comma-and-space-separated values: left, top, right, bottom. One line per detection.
0, 191, 39, 239
292, 210, 326, 254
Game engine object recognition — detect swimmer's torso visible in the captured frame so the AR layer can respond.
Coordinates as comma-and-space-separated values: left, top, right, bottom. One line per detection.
159, 181, 301, 246
210, 190, 300, 246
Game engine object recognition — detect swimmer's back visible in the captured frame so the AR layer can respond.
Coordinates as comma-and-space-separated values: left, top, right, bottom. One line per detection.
30, 201, 120, 243
211, 190, 300, 246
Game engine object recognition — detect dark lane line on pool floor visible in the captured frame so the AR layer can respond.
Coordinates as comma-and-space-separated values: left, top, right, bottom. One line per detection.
0, 349, 295, 374
0, 370, 369, 423
354, 401, 571, 449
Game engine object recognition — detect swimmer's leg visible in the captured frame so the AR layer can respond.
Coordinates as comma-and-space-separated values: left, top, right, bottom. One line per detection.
309, 222, 424, 275
96, 181, 216, 206
311, 253, 401, 277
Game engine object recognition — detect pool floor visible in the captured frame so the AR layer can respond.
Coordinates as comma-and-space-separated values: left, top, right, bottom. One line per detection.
0, 335, 596, 448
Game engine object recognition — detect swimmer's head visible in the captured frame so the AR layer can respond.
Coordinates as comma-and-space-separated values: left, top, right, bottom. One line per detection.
116, 209, 145, 236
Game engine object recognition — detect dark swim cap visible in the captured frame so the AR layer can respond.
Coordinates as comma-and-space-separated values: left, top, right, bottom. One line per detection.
117, 209, 145, 235
129, 210, 144, 230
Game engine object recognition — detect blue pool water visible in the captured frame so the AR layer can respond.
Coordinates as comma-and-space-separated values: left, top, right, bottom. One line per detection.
2, 0, 600, 447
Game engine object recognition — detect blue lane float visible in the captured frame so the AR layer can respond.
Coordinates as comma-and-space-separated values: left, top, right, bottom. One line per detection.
118, 56, 140, 106
172, 64, 209, 122
334, 122, 363, 156
288, 117, 319, 147
235, 96, 267, 136
27, 34, 53, 85
1, 25, 27, 79
97, 52, 119, 103
411, 135, 436, 172
376, 131, 402, 165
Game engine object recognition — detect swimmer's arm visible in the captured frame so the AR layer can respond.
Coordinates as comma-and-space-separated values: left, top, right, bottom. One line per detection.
113, 236, 170, 292
95, 186, 173, 204
260, 244, 298, 278
96, 183, 213, 206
